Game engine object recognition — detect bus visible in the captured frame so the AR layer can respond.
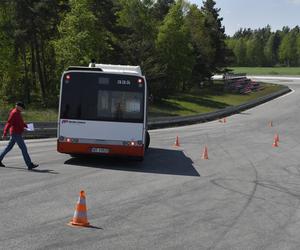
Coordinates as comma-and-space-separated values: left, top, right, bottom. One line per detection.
57, 63, 150, 160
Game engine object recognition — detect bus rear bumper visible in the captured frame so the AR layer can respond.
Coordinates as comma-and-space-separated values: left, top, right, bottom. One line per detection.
57, 141, 145, 157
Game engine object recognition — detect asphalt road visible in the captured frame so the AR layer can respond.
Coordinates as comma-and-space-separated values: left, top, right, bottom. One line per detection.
1, 78, 300, 250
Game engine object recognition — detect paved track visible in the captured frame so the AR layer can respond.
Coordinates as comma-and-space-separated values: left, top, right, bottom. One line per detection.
1, 78, 300, 250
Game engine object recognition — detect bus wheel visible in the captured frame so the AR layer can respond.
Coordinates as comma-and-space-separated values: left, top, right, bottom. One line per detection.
145, 131, 150, 150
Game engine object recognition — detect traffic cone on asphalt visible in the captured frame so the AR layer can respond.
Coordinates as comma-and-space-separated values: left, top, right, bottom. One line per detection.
201, 146, 209, 160
174, 136, 180, 147
69, 190, 90, 227
272, 135, 279, 147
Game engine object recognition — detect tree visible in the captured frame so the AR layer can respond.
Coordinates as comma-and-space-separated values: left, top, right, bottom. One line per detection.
296, 33, 300, 65
233, 38, 247, 66
91, 0, 121, 63
54, 0, 107, 70
185, 4, 214, 86
279, 32, 297, 66
155, 0, 195, 96
116, 0, 157, 66
0, 2, 17, 103
245, 35, 264, 66
201, 0, 229, 75
264, 34, 279, 66
116, 0, 162, 99
0, 0, 65, 106
152, 0, 175, 21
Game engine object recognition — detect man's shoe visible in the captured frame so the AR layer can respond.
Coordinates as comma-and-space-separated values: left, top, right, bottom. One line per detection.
0, 161, 5, 167
28, 163, 39, 170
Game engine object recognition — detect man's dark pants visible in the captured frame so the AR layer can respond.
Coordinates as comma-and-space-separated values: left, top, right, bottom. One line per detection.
0, 134, 32, 167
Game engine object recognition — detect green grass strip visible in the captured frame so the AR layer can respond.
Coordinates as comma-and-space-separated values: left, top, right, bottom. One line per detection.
230, 67, 300, 76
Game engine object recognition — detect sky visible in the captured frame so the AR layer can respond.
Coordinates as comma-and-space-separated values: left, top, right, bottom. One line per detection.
189, 0, 300, 36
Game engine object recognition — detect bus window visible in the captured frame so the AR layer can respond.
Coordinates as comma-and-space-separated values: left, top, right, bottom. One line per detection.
60, 72, 144, 123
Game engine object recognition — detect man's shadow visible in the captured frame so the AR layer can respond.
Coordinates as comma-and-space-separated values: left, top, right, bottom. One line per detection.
4, 166, 59, 174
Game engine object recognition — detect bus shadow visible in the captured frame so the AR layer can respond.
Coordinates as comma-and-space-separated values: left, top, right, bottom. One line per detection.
64, 147, 200, 177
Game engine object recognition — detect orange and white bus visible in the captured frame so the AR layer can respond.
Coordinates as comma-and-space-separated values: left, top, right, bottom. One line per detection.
57, 63, 150, 160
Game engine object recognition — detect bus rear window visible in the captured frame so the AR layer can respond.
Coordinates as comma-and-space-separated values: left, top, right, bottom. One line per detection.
60, 72, 145, 123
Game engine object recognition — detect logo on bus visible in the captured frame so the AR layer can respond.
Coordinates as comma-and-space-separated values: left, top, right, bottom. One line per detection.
61, 120, 86, 125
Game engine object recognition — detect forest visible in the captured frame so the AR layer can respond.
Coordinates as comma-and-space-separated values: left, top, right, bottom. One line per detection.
0, 0, 230, 108
226, 25, 300, 68
1, 0, 299, 109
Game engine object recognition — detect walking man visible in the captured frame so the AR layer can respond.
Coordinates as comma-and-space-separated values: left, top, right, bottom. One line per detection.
0, 102, 39, 170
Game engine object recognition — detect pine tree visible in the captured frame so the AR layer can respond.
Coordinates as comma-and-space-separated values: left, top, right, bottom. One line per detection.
155, 0, 195, 96
201, 0, 229, 75
54, 0, 107, 69
152, 0, 175, 21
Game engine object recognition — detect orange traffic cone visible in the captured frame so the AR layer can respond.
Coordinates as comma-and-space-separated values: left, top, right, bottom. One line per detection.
272, 136, 279, 147
201, 146, 209, 160
69, 190, 90, 227
174, 136, 180, 147
275, 133, 279, 143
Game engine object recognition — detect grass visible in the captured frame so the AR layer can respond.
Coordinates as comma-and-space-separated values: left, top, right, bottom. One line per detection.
229, 67, 300, 76
149, 82, 284, 117
0, 82, 284, 122
23, 109, 58, 122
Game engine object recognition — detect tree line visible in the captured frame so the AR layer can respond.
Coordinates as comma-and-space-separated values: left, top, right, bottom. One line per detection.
227, 25, 300, 67
0, 0, 230, 108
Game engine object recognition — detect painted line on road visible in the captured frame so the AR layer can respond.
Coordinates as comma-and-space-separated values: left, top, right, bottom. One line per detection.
276, 88, 295, 99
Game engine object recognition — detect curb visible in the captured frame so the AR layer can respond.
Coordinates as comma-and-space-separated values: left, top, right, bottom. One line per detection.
0, 86, 291, 138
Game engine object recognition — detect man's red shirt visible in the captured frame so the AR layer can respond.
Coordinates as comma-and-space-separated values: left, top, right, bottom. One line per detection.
3, 108, 27, 136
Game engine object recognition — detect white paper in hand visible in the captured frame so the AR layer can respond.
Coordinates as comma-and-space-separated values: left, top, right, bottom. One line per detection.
26, 123, 35, 131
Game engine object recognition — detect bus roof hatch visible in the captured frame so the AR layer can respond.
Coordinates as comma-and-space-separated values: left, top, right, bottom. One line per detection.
89, 63, 142, 76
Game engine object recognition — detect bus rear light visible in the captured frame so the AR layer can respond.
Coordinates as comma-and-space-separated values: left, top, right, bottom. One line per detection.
137, 78, 143, 84
65, 74, 71, 80
123, 141, 141, 146
65, 138, 79, 143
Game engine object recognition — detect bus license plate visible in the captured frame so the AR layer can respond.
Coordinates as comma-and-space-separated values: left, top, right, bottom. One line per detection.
91, 147, 109, 154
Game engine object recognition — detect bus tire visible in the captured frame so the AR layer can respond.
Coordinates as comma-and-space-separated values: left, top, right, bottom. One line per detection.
145, 131, 150, 150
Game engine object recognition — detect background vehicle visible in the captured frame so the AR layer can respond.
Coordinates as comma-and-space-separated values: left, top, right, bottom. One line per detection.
57, 63, 150, 160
